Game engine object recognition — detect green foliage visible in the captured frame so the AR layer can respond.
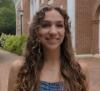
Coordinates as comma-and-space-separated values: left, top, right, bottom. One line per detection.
0, 0, 14, 8
0, 33, 10, 47
0, 33, 28, 55
0, 0, 16, 35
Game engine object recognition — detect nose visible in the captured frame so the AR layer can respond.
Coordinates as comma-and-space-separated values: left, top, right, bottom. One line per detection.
48, 25, 57, 36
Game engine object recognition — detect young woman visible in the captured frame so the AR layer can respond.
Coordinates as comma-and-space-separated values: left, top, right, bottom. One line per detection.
8, 5, 89, 91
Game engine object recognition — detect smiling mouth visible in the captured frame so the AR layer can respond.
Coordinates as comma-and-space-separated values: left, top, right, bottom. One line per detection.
45, 38, 60, 44
46, 37, 59, 40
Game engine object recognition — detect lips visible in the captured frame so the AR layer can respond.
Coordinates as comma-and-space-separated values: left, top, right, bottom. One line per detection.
46, 37, 59, 40
45, 37, 60, 44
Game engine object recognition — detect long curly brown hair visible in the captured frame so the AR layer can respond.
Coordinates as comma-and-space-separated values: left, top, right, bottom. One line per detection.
15, 5, 86, 91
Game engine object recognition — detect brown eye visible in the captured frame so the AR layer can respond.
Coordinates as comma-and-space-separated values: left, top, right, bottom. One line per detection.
56, 24, 64, 28
41, 23, 51, 28
41, 21, 51, 28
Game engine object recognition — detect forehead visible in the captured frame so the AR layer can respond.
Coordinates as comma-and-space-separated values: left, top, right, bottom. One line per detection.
44, 9, 64, 22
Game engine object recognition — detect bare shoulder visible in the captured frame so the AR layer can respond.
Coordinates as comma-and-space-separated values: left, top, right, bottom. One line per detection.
11, 57, 25, 71
8, 58, 25, 91
78, 61, 88, 74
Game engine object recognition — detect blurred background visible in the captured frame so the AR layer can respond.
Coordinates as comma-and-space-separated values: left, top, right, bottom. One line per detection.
0, 0, 100, 91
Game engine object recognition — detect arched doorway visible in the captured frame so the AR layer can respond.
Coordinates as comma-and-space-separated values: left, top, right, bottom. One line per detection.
99, 13, 100, 53
92, 5, 100, 54
96, 5, 100, 53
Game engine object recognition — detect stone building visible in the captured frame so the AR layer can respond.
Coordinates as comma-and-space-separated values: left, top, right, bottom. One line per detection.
14, 0, 23, 35
22, 0, 67, 35
15, 0, 100, 55
75, 0, 100, 54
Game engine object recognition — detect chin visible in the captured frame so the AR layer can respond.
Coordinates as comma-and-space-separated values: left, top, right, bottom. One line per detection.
44, 44, 60, 50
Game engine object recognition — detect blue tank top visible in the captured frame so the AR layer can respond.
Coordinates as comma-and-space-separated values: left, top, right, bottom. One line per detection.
39, 81, 64, 91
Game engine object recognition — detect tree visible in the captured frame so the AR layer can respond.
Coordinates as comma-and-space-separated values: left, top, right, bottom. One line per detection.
0, 0, 16, 35
0, 0, 14, 8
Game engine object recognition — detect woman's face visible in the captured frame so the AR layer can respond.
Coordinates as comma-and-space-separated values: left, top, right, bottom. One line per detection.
38, 9, 65, 50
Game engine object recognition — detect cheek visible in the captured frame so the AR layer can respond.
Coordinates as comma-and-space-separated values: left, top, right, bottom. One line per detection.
38, 29, 49, 38
60, 29, 65, 38
38, 31, 46, 41
38, 34, 44, 41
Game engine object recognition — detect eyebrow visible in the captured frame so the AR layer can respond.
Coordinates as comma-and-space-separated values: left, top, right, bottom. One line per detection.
42, 20, 64, 24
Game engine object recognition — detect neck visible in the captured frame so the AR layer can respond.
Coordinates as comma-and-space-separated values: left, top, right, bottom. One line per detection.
40, 48, 64, 82
43, 48, 61, 67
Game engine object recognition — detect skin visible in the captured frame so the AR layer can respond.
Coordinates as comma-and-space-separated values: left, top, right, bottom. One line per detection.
8, 9, 90, 91
8, 58, 25, 91
38, 9, 65, 82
